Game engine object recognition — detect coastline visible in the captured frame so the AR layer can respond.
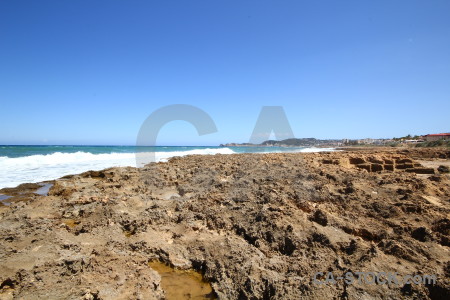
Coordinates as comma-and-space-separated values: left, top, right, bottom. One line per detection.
0, 146, 335, 190
0, 148, 449, 299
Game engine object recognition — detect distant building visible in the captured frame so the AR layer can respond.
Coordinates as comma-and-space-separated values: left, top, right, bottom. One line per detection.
424, 133, 450, 142
404, 140, 423, 143
358, 138, 374, 144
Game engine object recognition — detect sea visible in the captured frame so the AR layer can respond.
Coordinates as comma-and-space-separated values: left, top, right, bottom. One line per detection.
0, 145, 335, 189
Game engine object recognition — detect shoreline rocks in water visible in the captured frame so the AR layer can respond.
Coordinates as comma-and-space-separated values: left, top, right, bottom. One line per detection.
0, 148, 449, 299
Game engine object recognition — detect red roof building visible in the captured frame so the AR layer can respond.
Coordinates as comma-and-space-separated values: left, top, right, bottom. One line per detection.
424, 133, 450, 141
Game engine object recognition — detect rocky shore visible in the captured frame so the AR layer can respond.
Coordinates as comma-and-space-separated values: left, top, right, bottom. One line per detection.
0, 148, 449, 299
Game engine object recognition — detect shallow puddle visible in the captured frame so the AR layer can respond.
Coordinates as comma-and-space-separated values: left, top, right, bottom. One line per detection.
0, 194, 12, 206
35, 183, 53, 196
148, 261, 216, 299
63, 219, 79, 228
0, 194, 11, 201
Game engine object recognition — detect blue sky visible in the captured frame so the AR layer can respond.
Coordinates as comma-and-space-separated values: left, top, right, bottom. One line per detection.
1, 0, 449, 145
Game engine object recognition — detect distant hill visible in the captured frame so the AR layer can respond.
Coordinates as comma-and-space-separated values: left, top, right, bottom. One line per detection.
220, 138, 342, 147
261, 138, 319, 146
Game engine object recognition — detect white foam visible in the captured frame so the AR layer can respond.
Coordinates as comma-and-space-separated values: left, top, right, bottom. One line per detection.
0, 148, 235, 189
298, 147, 337, 152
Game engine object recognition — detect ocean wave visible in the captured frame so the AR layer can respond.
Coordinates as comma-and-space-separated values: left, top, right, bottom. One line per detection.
298, 147, 337, 152
0, 148, 236, 189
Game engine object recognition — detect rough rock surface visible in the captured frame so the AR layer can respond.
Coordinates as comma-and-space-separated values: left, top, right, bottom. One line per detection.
0, 149, 449, 299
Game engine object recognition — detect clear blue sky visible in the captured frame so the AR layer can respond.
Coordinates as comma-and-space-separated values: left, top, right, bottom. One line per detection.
1, 0, 449, 145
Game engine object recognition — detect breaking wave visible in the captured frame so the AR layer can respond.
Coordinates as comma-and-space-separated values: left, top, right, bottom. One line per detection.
0, 148, 236, 189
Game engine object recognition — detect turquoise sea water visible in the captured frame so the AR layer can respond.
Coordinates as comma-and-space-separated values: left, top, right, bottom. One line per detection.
0, 145, 304, 158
